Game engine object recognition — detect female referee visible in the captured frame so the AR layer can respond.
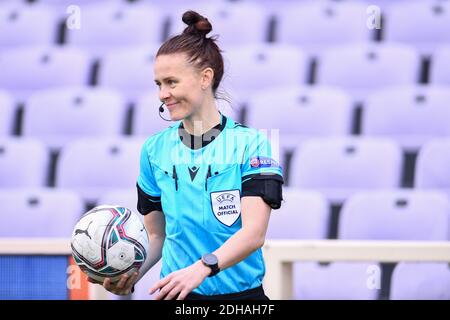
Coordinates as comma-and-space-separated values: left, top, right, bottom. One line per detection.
95, 10, 283, 300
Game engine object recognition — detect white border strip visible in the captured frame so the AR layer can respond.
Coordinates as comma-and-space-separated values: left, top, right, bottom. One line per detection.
0, 238, 71, 254
2, 239, 450, 300
263, 239, 450, 299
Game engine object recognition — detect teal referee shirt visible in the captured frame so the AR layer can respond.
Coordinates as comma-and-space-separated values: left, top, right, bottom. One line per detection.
137, 114, 283, 295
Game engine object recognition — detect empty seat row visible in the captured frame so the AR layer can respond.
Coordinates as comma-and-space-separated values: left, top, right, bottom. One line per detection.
1, 186, 449, 299
293, 262, 450, 300
0, 46, 91, 102
0, 188, 82, 237
272, 0, 450, 56
1, 83, 450, 152
287, 137, 450, 202
0, 188, 140, 238
246, 84, 450, 151
0, 1, 164, 55
2, 187, 449, 241
1, 136, 450, 204
2, 43, 450, 103
2, 1, 450, 57
270, 187, 450, 300
0, 137, 143, 203
269, 188, 450, 241
0, 87, 180, 146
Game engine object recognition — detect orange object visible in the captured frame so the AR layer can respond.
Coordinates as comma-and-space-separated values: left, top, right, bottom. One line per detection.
68, 256, 89, 300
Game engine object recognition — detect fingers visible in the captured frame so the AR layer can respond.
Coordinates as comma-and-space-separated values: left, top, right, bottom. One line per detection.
177, 290, 189, 301
115, 274, 129, 290
160, 284, 191, 300
100, 273, 138, 296
103, 278, 111, 291
149, 275, 171, 295
154, 280, 177, 300
125, 272, 139, 289
164, 286, 181, 300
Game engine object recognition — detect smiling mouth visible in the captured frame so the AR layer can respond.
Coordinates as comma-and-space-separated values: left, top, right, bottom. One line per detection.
166, 102, 179, 109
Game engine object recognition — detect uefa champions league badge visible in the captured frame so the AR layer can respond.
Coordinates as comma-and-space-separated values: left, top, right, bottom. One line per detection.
250, 157, 260, 168
250, 156, 279, 169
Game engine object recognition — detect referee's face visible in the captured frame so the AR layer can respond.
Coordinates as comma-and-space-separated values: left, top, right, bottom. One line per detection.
154, 53, 208, 121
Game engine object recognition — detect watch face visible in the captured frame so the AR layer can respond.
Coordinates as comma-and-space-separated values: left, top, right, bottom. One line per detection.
203, 253, 218, 265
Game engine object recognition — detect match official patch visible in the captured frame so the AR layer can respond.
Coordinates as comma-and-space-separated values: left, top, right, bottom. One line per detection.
249, 156, 279, 169
210, 189, 241, 227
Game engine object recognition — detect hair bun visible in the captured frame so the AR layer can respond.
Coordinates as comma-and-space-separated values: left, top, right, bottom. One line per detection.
182, 10, 212, 37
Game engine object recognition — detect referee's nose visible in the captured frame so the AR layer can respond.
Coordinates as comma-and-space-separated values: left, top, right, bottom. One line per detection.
159, 86, 171, 102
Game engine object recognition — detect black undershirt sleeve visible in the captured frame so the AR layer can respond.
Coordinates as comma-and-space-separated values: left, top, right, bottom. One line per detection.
136, 183, 162, 215
241, 174, 284, 210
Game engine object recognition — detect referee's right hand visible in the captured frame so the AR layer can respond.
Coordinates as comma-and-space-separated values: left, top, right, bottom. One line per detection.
87, 271, 139, 296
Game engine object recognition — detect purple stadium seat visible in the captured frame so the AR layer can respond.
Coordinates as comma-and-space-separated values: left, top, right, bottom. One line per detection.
385, 1, 450, 55
363, 0, 411, 7
0, 4, 57, 48
22, 87, 127, 151
430, 46, 450, 85
100, 189, 137, 206
99, 189, 139, 218
289, 138, 402, 203
415, 138, 450, 197
0, 91, 14, 136
215, 96, 242, 123
270, 187, 380, 300
246, 85, 353, 137
65, 3, 164, 58
0, 138, 48, 188
276, 2, 371, 57
273, 133, 303, 176
168, 2, 270, 49
294, 262, 380, 300
0, 46, 91, 102
56, 138, 144, 203
38, 0, 121, 8
97, 46, 158, 102
0, 188, 83, 237
266, 189, 329, 240
316, 43, 420, 102
391, 263, 450, 300
339, 190, 450, 240
362, 85, 450, 151
222, 44, 308, 105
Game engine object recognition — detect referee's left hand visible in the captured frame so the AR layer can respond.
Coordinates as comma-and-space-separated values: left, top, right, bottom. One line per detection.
149, 260, 211, 300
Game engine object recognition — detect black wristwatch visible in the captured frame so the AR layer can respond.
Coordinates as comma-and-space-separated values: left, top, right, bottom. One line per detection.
201, 253, 220, 277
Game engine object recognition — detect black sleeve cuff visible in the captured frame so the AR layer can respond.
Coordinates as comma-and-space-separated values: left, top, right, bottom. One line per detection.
241, 174, 284, 209
136, 183, 162, 215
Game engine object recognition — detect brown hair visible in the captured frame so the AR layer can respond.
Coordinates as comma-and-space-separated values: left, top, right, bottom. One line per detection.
156, 11, 224, 95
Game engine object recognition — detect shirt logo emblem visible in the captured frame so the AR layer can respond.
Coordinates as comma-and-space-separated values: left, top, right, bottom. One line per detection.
216, 193, 235, 203
250, 157, 260, 168
210, 189, 241, 227
188, 166, 200, 182
249, 156, 279, 169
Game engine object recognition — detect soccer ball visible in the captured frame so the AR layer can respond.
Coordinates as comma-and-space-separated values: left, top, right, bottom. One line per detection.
71, 205, 149, 283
